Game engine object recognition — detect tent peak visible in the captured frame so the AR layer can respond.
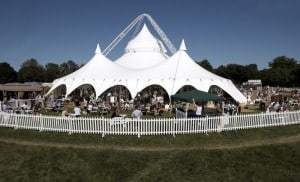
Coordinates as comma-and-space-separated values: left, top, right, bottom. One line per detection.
179, 39, 187, 51
95, 43, 102, 54
122, 20, 167, 55
142, 23, 148, 29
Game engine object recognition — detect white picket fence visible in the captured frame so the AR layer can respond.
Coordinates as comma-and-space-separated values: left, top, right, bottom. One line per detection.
0, 111, 300, 137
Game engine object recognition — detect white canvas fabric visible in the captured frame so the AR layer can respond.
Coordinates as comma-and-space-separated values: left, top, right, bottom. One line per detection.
115, 24, 167, 69
47, 25, 247, 103
47, 44, 131, 97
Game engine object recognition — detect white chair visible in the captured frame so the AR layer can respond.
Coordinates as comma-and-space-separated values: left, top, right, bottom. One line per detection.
110, 116, 129, 127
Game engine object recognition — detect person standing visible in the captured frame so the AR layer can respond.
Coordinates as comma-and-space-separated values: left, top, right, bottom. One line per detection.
74, 104, 81, 117
195, 103, 203, 117
131, 105, 143, 138
2, 101, 8, 113
131, 105, 143, 119
192, 99, 202, 117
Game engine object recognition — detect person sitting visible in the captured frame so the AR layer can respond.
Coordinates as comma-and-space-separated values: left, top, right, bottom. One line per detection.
21, 102, 29, 110
32, 103, 41, 115
61, 108, 69, 117
158, 107, 164, 116
111, 107, 120, 118
153, 106, 159, 116
51, 100, 57, 111
87, 101, 93, 114
111, 110, 118, 118
153, 106, 164, 116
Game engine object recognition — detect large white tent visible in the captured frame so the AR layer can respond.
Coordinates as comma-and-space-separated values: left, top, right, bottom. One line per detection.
47, 22, 247, 103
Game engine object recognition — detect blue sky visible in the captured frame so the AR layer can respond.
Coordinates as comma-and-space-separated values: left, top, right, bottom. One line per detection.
0, 0, 299, 71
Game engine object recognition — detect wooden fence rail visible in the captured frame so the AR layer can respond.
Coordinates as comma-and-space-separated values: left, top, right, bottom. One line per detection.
1, 111, 300, 137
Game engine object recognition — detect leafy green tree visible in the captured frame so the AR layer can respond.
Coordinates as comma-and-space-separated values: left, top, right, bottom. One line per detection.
240, 64, 260, 82
269, 56, 297, 69
18, 59, 45, 82
59, 60, 79, 77
0, 62, 18, 83
214, 64, 242, 83
214, 65, 230, 79
44, 63, 60, 82
214, 63, 260, 84
226, 64, 245, 83
261, 56, 298, 87
197, 59, 214, 72
290, 64, 300, 87
260, 69, 275, 86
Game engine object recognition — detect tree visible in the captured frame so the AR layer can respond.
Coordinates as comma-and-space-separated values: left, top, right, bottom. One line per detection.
260, 69, 275, 86
214, 63, 260, 84
0, 62, 18, 83
196, 59, 214, 72
214, 64, 243, 83
59, 60, 79, 77
241, 64, 260, 81
262, 56, 298, 87
44, 63, 60, 82
18, 59, 45, 82
290, 64, 300, 87
268, 56, 297, 69
214, 65, 230, 79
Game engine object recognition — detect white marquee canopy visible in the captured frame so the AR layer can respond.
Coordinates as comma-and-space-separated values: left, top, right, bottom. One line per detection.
115, 24, 168, 69
47, 23, 247, 103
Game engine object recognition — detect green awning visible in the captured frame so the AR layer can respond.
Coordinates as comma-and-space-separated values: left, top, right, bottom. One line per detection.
171, 90, 224, 103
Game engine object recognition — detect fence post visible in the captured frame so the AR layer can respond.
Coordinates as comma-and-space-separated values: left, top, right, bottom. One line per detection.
14, 114, 18, 130
39, 115, 44, 132
68, 118, 72, 135
173, 118, 176, 137
205, 116, 209, 134
137, 119, 140, 138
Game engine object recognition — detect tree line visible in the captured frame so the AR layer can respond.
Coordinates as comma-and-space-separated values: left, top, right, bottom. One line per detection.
0, 56, 299, 87
197, 56, 300, 87
0, 59, 81, 83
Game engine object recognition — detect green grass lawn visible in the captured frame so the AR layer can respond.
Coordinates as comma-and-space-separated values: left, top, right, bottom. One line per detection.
0, 125, 300, 181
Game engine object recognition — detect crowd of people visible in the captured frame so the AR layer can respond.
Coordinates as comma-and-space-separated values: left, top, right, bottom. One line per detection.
1, 96, 43, 115
241, 86, 300, 113
2, 85, 299, 118
41, 86, 170, 119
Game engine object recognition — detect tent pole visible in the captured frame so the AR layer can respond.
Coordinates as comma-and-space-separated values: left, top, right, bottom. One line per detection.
169, 96, 172, 115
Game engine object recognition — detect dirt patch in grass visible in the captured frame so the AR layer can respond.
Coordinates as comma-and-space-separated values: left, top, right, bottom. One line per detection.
1, 134, 300, 152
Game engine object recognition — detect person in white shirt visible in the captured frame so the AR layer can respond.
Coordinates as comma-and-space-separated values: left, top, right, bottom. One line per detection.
193, 100, 202, 117
87, 101, 93, 114
195, 104, 203, 116
74, 105, 81, 117
21, 102, 29, 110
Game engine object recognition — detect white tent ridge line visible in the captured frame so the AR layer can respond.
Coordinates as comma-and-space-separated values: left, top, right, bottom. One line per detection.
46, 15, 247, 103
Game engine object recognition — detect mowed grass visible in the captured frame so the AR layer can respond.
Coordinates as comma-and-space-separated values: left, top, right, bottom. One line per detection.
0, 125, 300, 181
